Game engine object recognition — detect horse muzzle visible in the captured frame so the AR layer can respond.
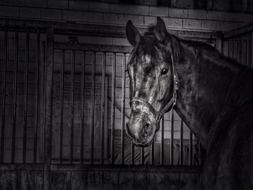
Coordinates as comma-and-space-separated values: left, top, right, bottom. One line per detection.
126, 98, 159, 146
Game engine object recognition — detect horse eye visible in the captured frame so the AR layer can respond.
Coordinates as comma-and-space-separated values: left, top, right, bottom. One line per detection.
161, 68, 168, 75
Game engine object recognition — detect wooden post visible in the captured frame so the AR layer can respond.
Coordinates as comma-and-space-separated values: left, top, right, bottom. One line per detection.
44, 27, 54, 190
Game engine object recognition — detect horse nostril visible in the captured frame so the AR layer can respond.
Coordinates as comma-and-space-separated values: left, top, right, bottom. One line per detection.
142, 123, 151, 138
144, 123, 151, 131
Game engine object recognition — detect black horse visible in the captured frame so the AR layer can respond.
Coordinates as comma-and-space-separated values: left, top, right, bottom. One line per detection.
125, 17, 253, 190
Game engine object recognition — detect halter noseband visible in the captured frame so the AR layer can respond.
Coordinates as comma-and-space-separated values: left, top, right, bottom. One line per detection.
130, 55, 178, 122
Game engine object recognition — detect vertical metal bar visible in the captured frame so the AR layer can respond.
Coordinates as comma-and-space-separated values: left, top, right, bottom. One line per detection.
80, 51, 85, 163
70, 50, 75, 164
170, 110, 174, 165
228, 40, 232, 58
33, 31, 40, 163
239, 40, 243, 64
180, 120, 184, 165
160, 116, 164, 165
104, 77, 108, 164
90, 52, 96, 165
226, 40, 229, 56
60, 50, 65, 164
141, 147, 144, 165
248, 39, 251, 67
244, 40, 248, 66
0, 29, 8, 163
121, 53, 126, 165
101, 52, 106, 165
131, 143, 135, 165
110, 53, 116, 165
42, 42, 46, 162
151, 139, 154, 165
23, 31, 29, 163
251, 33, 253, 67
44, 27, 54, 190
11, 31, 18, 163
236, 40, 240, 62
232, 40, 235, 59
190, 132, 193, 165
247, 39, 250, 66
198, 140, 202, 165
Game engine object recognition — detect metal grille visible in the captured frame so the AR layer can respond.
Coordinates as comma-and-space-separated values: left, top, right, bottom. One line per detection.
223, 27, 253, 67
0, 28, 45, 163
0, 22, 202, 167
49, 41, 201, 166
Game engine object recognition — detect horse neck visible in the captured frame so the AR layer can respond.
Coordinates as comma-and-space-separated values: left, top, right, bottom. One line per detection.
173, 40, 241, 147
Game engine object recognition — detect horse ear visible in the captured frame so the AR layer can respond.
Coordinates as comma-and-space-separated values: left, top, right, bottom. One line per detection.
126, 20, 141, 46
154, 17, 168, 42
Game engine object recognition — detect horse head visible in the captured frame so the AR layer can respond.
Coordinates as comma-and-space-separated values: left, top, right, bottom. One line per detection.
126, 17, 179, 146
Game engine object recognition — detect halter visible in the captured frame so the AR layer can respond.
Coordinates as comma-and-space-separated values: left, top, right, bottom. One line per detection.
130, 54, 179, 122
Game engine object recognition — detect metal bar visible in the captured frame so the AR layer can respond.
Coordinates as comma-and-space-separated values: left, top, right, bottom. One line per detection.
180, 120, 184, 165
110, 53, 116, 165
70, 50, 75, 164
224, 40, 228, 56
247, 39, 250, 66
80, 51, 85, 163
239, 40, 243, 64
43, 28, 54, 190
232, 39, 235, 59
232, 39, 236, 59
190, 132, 193, 165
228, 40, 231, 58
0, 29, 8, 163
121, 54, 126, 165
42, 42, 46, 162
236, 40, 239, 62
244, 40, 247, 65
251, 33, 253, 67
198, 140, 201, 165
248, 39, 251, 67
54, 42, 132, 53
170, 110, 174, 165
104, 77, 108, 164
22, 31, 30, 163
101, 52, 106, 165
11, 31, 19, 163
151, 139, 154, 165
33, 31, 40, 163
90, 52, 96, 165
131, 143, 135, 165
160, 116, 164, 165
141, 147, 144, 165
60, 50, 65, 164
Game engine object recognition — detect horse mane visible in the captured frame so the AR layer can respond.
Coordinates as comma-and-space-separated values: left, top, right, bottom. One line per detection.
143, 25, 244, 70
180, 37, 243, 69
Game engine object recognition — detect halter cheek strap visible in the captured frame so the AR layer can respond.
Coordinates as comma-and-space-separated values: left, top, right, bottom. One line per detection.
130, 54, 179, 122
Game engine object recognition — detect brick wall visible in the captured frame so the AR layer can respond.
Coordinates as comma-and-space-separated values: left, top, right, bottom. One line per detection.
0, 1, 252, 34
